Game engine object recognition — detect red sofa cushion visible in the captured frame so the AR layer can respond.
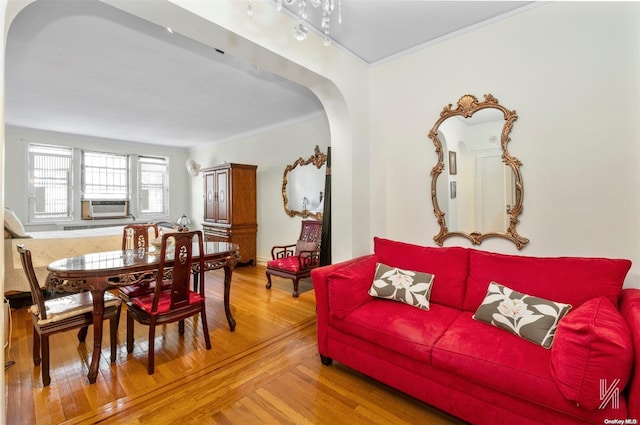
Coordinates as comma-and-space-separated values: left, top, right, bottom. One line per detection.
550, 297, 634, 410
332, 300, 461, 363
374, 237, 469, 309
464, 250, 631, 312
432, 312, 627, 420
327, 255, 378, 319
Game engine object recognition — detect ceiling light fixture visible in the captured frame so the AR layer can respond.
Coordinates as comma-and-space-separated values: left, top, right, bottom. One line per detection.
248, 0, 342, 46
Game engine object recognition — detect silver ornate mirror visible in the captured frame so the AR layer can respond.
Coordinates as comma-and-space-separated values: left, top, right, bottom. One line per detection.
429, 94, 528, 249
282, 145, 327, 220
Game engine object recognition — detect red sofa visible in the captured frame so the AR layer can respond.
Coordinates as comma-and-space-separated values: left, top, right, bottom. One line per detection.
312, 237, 640, 425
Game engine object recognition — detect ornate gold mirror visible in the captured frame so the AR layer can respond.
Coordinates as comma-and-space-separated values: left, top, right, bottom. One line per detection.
429, 94, 528, 249
283, 145, 327, 220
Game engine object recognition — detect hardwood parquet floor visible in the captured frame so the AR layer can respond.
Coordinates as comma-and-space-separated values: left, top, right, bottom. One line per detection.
5, 265, 463, 425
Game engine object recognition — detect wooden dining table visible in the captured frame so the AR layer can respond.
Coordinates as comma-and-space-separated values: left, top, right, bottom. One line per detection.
45, 241, 240, 384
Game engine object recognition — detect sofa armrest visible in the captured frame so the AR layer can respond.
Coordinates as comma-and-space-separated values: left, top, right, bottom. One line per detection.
311, 254, 377, 356
620, 288, 640, 419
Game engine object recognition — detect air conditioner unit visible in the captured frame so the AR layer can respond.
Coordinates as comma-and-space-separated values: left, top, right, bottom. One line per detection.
81, 200, 129, 219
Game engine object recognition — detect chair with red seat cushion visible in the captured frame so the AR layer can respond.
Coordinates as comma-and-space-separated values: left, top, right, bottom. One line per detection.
266, 220, 322, 297
122, 223, 159, 251
125, 230, 211, 374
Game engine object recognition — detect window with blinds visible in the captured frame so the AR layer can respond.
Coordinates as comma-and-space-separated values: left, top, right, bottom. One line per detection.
28, 144, 73, 221
27, 145, 170, 223
82, 151, 129, 200
138, 156, 169, 216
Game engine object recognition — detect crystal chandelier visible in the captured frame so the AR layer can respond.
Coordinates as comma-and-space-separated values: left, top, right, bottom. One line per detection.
248, 0, 343, 46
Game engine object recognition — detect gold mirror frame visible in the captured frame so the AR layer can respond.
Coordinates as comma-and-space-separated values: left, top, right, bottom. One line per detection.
282, 145, 327, 220
428, 94, 529, 249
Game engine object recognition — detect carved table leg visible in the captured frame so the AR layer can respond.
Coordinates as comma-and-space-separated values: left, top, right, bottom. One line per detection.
223, 265, 236, 332
88, 289, 105, 384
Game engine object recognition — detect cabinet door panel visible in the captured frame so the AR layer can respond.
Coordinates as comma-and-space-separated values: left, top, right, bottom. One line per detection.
205, 173, 215, 221
216, 169, 230, 224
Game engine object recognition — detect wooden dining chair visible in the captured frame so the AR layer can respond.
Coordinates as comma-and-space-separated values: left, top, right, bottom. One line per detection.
117, 223, 161, 302
266, 220, 323, 297
125, 230, 211, 374
121, 223, 159, 251
17, 245, 121, 386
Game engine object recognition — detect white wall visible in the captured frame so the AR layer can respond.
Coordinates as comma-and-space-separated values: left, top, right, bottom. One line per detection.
4, 126, 190, 229
188, 113, 330, 264
370, 2, 640, 287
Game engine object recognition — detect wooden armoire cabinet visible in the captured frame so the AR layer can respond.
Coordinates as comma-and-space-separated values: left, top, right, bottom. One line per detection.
201, 163, 257, 265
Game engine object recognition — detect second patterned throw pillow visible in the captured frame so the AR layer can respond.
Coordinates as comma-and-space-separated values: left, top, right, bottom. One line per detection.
473, 281, 572, 349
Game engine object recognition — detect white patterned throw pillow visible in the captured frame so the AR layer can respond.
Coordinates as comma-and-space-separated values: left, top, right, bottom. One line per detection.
368, 262, 434, 310
473, 281, 572, 349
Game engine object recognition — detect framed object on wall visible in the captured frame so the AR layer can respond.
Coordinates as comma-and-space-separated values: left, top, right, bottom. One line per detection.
449, 151, 457, 175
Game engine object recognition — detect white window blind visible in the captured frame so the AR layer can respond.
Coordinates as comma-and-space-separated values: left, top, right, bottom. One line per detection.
138, 156, 169, 215
82, 151, 129, 200
28, 144, 73, 221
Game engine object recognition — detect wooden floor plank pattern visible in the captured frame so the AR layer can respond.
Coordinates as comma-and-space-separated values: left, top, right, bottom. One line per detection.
6, 265, 463, 425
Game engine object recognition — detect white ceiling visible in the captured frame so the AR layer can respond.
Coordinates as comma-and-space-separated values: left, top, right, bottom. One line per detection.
285, 0, 534, 64
5, 0, 535, 149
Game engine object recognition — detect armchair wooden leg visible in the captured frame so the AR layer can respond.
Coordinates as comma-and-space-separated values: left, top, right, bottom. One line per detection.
32, 327, 41, 366
41, 334, 51, 387
178, 319, 185, 335
265, 271, 272, 289
292, 278, 300, 298
126, 313, 134, 354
